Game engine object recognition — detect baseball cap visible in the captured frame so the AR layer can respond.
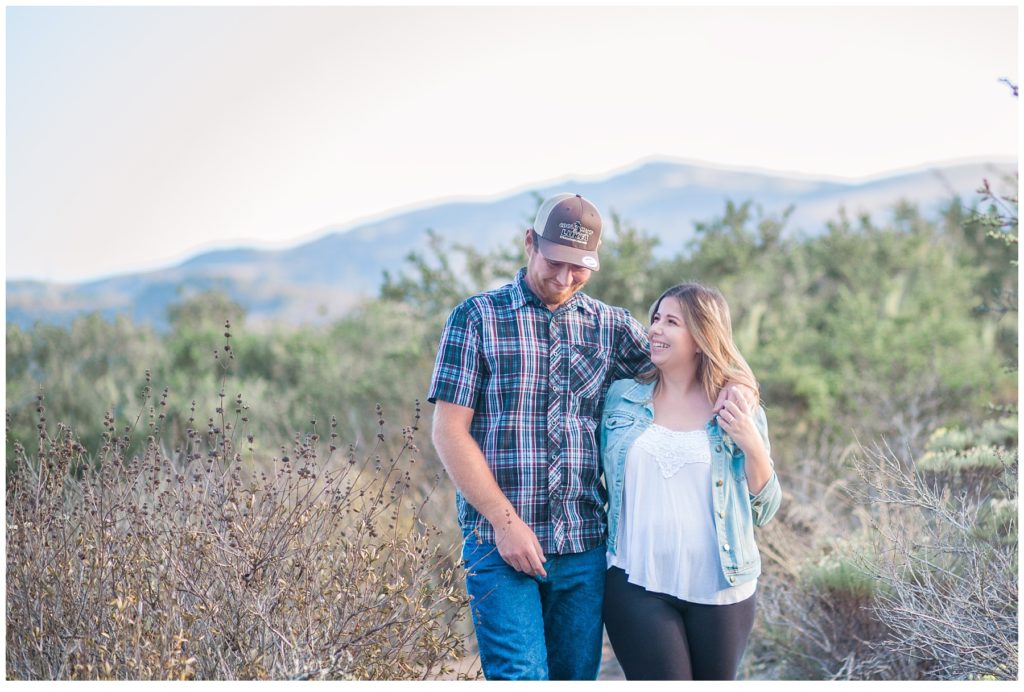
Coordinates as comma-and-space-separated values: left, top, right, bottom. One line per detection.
530, 193, 602, 271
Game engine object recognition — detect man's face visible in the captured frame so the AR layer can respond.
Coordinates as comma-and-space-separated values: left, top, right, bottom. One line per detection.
523, 230, 592, 309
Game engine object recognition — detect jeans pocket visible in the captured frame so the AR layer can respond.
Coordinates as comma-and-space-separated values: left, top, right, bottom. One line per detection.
462, 539, 508, 576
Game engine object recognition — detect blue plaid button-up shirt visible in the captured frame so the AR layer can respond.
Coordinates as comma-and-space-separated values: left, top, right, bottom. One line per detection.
427, 268, 651, 554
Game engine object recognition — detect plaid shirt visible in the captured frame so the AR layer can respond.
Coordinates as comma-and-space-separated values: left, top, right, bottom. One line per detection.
427, 268, 650, 554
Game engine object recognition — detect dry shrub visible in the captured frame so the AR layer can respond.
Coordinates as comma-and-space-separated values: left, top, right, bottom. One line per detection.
757, 422, 1017, 681
6, 333, 474, 680
743, 437, 891, 681
852, 436, 1018, 681
751, 482, 923, 680
758, 533, 927, 680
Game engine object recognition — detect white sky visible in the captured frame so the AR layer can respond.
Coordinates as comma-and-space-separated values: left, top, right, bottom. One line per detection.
4, 3, 1019, 283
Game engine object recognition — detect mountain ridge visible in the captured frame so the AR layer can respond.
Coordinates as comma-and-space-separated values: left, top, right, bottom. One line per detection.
7, 158, 1016, 330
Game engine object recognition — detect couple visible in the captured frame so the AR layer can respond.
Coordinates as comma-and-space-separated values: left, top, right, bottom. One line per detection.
427, 193, 782, 681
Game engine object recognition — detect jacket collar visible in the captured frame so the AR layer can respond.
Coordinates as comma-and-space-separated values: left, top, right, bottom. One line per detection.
621, 379, 656, 404
620, 379, 729, 445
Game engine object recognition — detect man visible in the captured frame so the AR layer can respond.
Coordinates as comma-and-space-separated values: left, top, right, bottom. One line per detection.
427, 192, 647, 680
427, 193, 742, 680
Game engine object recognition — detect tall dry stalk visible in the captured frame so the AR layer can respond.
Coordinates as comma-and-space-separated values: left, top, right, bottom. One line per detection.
6, 324, 474, 680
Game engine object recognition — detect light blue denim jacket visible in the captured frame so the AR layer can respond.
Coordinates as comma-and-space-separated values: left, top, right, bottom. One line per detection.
601, 378, 781, 586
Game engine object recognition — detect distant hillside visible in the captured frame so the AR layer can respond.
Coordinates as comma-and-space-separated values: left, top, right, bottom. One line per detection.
6, 159, 1015, 330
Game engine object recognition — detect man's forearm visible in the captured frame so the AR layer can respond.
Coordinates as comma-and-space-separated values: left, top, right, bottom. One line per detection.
431, 402, 547, 576
432, 418, 517, 529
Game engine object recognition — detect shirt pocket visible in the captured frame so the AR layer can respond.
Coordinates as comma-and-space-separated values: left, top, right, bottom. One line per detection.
568, 341, 608, 401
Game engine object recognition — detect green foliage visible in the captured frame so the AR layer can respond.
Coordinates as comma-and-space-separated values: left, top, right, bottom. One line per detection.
801, 541, 881, 600
581, 212, 665, 318
921, 416, 1017, 474
6, 314, 162, 466
166, 287, 247, 332
380, 228, 522, 320
9, 193, 1016, 483
759, 147, 1018, 679
6, 182, 1018, 680
920, 444, 1007, 472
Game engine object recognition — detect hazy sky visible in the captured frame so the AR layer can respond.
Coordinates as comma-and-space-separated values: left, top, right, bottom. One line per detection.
5, 4, 1019, 283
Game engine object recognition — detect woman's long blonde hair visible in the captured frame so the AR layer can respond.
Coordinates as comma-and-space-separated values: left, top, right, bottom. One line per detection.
637, 282, 760, 404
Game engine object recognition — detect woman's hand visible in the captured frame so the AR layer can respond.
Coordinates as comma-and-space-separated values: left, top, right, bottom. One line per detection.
717, 399, 773, 494
713, 384, 754, 416
717, 399, 766, 459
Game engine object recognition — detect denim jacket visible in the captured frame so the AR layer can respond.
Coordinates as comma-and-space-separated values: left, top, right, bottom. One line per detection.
601, 378, 781, 586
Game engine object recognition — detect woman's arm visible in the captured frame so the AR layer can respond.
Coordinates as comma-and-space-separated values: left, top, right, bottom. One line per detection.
716, 400, 773, 494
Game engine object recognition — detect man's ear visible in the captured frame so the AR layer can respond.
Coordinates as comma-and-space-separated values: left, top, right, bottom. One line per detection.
524, 228, 536, 255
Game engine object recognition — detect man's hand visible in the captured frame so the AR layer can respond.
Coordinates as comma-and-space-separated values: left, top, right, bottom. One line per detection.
493, 513, 547, 577
712, 384, 754, 415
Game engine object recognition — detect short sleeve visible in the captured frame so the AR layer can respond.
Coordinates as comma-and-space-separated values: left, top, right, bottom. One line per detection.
427, 302, 483, 408
609, 310, 651, 381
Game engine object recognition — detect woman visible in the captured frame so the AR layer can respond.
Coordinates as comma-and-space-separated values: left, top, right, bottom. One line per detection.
601, 282, 781, 680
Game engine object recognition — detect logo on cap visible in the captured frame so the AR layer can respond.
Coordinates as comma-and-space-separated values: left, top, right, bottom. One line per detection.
581, 256, 598, 269
558, 221, 595, 245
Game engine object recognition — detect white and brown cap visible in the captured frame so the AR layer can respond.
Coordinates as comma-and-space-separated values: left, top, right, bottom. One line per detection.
530, 192, 602, 271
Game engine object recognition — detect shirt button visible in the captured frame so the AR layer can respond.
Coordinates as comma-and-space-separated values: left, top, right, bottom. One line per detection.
715, 480, 724, 487
718, 511, 725, 519
715, 445, 722, 452
729, 575, 736, 584
722, 543, 730, 551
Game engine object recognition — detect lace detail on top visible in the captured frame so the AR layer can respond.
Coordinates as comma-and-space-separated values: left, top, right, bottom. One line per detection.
633, 424, 711, 478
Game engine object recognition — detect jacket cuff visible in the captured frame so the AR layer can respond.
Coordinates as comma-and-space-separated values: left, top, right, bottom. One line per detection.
748, 470, 781, 525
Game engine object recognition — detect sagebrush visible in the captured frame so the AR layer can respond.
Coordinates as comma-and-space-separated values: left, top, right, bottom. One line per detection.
6, 326, 474, 680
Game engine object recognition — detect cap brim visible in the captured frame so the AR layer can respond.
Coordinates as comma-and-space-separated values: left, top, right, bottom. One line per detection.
536, 236, 600, 271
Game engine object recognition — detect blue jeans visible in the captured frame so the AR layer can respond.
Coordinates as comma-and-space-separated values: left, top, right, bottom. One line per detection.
461, 539, 606, 680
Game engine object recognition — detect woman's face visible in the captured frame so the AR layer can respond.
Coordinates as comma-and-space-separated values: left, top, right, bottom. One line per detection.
649, 296, 700, 370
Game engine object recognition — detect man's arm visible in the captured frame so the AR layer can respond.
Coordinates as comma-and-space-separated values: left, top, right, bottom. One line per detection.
608, 310, 651, 382
432, 401, 547, 577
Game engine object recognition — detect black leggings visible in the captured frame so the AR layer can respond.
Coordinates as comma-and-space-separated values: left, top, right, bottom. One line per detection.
603, 566, 756, 680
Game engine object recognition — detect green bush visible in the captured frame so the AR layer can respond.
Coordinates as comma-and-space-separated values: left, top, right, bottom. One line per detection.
7, 188, 1017, 680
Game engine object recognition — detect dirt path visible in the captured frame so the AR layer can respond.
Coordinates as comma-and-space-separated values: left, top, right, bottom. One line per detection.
438, 629, 625, 680
598, 629, 626, 680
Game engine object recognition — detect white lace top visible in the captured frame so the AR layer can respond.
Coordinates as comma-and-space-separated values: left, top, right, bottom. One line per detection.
607, 423, 757, 605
